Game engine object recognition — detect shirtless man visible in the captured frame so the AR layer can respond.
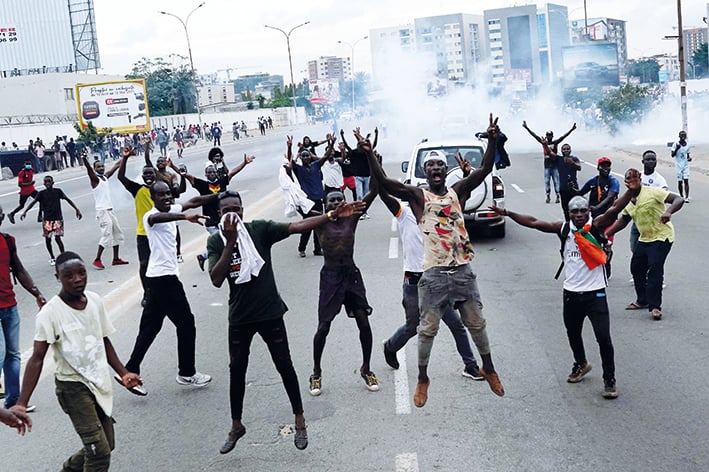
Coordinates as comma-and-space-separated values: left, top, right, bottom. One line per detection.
308, 171, 378, 396
366, 114, 505, 407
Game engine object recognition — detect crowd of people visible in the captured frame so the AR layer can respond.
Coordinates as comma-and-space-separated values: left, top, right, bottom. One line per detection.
0, 114, 691, 469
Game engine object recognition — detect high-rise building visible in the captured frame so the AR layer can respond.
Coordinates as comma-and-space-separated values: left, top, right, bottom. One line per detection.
683, 27, 707, 75
0, 0, 100, 78
307, 56, 352, 81
368, 24, 416, 85
483, 4, 570, 89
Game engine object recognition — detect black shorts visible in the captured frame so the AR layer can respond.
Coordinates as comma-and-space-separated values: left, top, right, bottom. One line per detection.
19, 190, 38, 206
318, 265, 372, 323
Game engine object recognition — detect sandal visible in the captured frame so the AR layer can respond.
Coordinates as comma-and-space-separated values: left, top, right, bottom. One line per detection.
625, 302, 648, 310
220, 426, 246, 454
294, 425, 308, 450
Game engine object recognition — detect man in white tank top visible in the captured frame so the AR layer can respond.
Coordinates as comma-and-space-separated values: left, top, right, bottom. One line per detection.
82, 152, 129, 270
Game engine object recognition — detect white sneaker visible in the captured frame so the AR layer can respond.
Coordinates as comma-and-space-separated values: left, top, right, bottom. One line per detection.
176, 372, 212, 387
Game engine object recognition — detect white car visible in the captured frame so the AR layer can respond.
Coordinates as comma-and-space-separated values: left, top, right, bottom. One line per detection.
401, 138, 506, 238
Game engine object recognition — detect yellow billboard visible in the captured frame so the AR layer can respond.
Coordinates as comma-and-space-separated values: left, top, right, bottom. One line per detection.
75, 79, 150, 133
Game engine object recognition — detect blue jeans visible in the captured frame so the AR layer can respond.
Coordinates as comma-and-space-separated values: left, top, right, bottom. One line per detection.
385, 274, 478, 368
631, 239, 672, 311
0, 305, 21, 408
201, 225, 219, 259
355, 176, 370, 201
544, 166, 560, 194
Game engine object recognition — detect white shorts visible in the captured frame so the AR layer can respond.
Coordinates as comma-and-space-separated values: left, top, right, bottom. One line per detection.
675, 160, 690, 180
96, 209, 124, 248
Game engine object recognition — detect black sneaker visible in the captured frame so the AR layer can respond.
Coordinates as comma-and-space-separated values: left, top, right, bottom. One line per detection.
383, 342, 399, 369
603, 378, 618, 399
361, 371, 380, 392
461, 364, 484, 381
196, 254, 206, 272
567, 361, 592, 383
309, 374, 322, 396
298, 251, 306, 258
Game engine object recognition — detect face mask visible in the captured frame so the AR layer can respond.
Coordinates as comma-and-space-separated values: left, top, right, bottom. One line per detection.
24, 165, 32, 170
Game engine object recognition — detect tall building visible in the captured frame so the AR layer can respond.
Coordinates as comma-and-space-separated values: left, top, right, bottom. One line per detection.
683, 27, 707, 74
307, 56, 351, 81
0, 0, 100, 78
232, 73, 284, 95
413, 14, 487, 83
369, 24, 416, 85
570, 17, 628, 77
483, 4, 570, 88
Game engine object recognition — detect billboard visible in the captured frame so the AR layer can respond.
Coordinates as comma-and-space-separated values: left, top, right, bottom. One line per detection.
0, 0, 75, 74
562, 43, 619, 89
309, 79, 340, 104
76, 80, 150, 133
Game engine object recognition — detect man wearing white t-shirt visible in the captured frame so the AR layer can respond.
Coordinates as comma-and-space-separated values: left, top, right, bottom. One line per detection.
670, 131, 691, 202
124, 181, 216, 390
490, 193, 637, 399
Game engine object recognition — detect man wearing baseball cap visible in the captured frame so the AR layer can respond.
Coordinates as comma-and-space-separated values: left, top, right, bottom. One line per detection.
573, 157, 620, 277
488, 188, 639, 399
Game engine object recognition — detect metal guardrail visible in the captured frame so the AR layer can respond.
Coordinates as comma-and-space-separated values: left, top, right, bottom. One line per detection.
0, 115, 76, 126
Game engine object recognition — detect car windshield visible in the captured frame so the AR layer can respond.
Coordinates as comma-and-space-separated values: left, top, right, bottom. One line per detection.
414, 146, 484, 179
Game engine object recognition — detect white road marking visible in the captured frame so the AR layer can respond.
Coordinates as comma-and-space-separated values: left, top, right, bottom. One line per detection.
395, 453, 419, 472
511, 183, 525, 193
395, 353, 411, 415
389, 237, 399, 259
390, 216, 397, 232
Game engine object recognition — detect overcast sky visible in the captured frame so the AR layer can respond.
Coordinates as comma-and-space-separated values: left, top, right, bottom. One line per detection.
94, 0, 707, 80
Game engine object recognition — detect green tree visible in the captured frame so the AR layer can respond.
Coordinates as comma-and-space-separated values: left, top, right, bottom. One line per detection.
126, 56, 196, 116
269, 86, 292, 108
627, 58, 660, 83
597, 84, 655, 134
256, 94, 266, 109
690, 43, 708, 78
73, 121, 112, 160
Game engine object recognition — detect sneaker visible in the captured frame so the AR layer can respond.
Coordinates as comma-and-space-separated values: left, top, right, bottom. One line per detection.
196, 254, 206, 272
112, 258, 129, 266
49, 259, 56, 266
461, 364, 484, 381
309, 374, 322, 396
177, 255, 184, 263
361, 371, 380, 392
313, 250, 323, 256
567, 361, 592, 383
294, 425, 308, 450
684, 197, 690, 203
25, 405, 36, 413
92, 259, 105, 270
298, 251, 306, 258
7, 213, 15, 224
383, 342, 399, 370
176, 371, 211, 387
480, 368, 505, 396
113, 373, 148, 396
219, 426, 246, 454
602, 378, 618, 399
555, 194, 560, 203
545, 194, 551, 204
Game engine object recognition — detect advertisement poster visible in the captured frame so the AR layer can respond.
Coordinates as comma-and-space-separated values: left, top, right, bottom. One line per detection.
75, 79, 150, 133
562, 43, 620, 89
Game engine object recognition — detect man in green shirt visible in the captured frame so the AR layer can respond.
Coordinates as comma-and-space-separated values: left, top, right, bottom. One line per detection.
605, 169, 684, 320
207, 191, 364, 455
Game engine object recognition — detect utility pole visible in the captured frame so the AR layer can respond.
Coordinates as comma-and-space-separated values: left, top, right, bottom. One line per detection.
677, 0, 688, 133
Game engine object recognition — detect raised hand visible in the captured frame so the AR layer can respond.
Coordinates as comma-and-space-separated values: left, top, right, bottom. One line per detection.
122, 146, 133, 158
244, 154, 255, 164
335, 201, 367, 218
185, 213, 208, 226
486, 113, 500, 139
286, 135, 293, 148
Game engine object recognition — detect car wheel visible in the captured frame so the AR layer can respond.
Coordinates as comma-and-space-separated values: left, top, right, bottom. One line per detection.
490, 223, 505, 238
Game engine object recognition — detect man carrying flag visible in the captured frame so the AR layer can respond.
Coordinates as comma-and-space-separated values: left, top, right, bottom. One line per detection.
489, 190, 637, 400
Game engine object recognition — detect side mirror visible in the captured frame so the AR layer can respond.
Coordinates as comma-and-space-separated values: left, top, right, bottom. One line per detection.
401, 162, 409, 173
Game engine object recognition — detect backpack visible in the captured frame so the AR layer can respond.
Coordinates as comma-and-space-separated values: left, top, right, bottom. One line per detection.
2, 232, 19, 285
555, 221, 609, 280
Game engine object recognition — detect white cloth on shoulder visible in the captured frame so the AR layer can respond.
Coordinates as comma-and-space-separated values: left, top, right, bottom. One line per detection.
219, 212, 264, 284
278, 160, 314, 217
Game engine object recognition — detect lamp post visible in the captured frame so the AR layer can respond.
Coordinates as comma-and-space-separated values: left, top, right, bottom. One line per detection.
265, 22, 310, 125
338, 36, 368, 112
663, 0, 688, 133
159, 2, 206, 125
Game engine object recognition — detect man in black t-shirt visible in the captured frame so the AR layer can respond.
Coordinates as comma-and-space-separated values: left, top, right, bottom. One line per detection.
207, 191, 364, 454
20, 176, 82, 265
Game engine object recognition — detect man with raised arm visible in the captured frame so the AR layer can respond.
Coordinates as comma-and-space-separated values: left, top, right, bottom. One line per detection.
365, 114, 504, 407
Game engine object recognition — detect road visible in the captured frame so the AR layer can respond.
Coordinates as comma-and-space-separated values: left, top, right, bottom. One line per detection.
0, 124, 707, 472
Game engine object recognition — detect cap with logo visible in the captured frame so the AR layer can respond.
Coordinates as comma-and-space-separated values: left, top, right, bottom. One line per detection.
423, 150, 446, 164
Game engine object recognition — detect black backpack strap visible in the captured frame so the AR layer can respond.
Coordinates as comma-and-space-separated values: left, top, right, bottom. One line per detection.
555, 222, 570, 280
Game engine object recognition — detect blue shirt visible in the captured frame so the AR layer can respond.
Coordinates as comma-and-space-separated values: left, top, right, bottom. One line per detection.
557, 154, 581, 189
293, 164, 324, 200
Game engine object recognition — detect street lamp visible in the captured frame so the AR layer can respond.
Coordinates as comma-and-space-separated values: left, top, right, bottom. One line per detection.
265, 22, 310, 124
338, 36, 368, 112
159, 2, 206, 125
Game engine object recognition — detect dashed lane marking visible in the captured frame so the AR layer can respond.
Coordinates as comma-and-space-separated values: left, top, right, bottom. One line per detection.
395, 452, 419, 472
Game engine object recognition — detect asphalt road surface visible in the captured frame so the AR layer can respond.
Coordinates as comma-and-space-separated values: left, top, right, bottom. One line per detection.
0, 123, 706, 472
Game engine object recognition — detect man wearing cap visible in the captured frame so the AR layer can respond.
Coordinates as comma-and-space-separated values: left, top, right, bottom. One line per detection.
604, 169, 684, 321
489, 191, 637, 399
365, 114, 505, 407
522, 121, 577, 204
574, 157, 619, 277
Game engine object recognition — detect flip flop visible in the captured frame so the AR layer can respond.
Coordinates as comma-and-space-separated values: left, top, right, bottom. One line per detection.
625, 302, 648, 310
